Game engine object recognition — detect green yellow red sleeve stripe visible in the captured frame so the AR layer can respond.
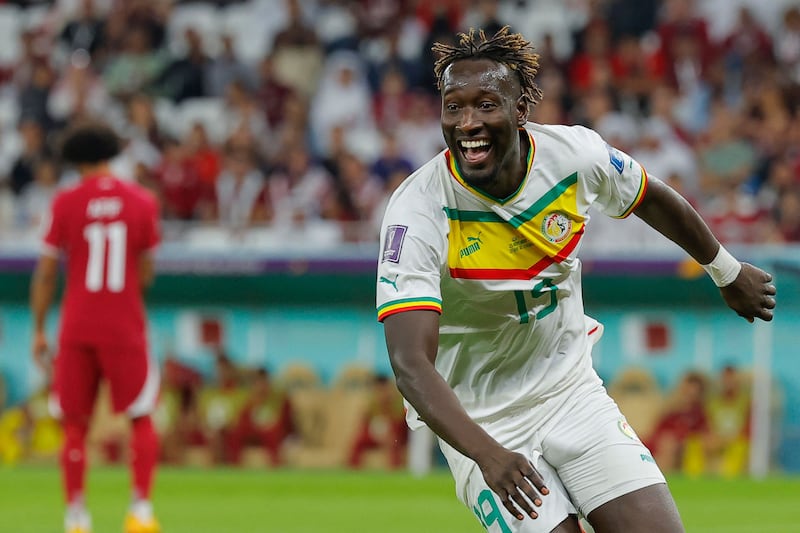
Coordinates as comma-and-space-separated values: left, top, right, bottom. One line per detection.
377, 297, 442, 322
613, 168, 649, 219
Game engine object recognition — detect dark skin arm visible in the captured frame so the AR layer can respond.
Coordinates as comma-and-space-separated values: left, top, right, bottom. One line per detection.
139, 251, 156, 289
634, 177, 776, 322
384, 310, 548, 522
30, 255, 59, 376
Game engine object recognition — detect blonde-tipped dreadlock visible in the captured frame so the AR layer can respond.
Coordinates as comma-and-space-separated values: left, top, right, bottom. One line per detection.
432, 26, 542, 105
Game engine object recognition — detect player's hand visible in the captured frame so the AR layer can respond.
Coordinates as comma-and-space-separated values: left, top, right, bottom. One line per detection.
475, 445, 549, 521
719, 263, 776, 323
32, 331, 52, 376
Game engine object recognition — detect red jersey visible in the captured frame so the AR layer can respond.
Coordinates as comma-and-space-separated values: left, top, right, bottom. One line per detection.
42, 174, 160, 345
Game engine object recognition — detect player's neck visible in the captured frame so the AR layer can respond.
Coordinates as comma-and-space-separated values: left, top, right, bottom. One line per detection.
497, 130, 530, 196
78, 162, 112, 181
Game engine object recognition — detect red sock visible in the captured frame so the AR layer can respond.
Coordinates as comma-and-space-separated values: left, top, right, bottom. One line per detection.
61, 419, 89, 505
130, 415, 159, 500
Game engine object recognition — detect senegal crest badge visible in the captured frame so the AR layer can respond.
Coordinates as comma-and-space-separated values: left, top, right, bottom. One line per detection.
541, 212, 572, 243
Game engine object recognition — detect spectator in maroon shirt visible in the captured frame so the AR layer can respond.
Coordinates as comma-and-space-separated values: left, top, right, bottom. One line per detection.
647, 372, 710, 473
568, 20, 615, 98
372, 68, 413, 132
656, 0, 717, 93
225, 368, 293, 466
720, 7, 775, 77
152, 137, 206, 220
773, 188, 800, 242
610, 34, 666, 108
347, 374, 408, 469
184, 123, 222, 188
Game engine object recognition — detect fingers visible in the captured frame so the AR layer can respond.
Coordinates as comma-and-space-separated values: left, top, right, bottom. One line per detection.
32, 337, 52, 374
501, 484, 543, 520
521, 462, 549, 496
729, 265, 777, 323
503, 488, 536, 520
756, 281, 777, 321
500, 464, 548, 521
34, 351, 51, 373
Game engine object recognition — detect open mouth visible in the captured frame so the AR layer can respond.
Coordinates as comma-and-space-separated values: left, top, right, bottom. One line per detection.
459, 139, 492, 166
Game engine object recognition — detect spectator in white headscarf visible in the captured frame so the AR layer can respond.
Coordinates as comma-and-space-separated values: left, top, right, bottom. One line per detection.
309, 51, 376, 158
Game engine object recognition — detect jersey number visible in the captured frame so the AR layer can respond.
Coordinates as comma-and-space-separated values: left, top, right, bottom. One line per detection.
472, 489, 511, 533
84, 221, 127, 292
514, 278, 558, 324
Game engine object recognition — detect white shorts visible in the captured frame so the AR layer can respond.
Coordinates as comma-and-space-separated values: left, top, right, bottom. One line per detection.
439, 367, 666, 532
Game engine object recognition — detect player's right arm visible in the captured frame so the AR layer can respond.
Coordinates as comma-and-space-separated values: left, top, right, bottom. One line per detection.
30, 256, 59, 374
139, 251, 156, 289
377, 182, 547, 521
138, 189, 161, 291
30, 199, 63, 376
383, 310, 549, 521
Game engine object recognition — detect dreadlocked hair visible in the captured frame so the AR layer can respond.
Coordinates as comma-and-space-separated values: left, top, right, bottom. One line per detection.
432, 26, 543, 105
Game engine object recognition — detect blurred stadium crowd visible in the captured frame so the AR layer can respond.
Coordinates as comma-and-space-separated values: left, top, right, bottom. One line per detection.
0, 349, 411, 471
0, 0, 798, 246
0, 347, 757, 478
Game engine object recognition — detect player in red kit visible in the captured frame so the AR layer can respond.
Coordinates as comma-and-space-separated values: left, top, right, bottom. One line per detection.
30, 120, 162, 533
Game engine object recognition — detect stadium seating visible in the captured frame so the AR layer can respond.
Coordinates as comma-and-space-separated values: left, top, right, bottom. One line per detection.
220, 2, 283, 64
278, 363, 321, 393
282, 365, 374, 468
0, 6, 22, 67
174, 97, 228, 145
166, 2, 221, 57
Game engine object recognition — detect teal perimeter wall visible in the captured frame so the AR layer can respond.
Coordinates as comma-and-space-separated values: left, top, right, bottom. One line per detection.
1, 251, 798, 470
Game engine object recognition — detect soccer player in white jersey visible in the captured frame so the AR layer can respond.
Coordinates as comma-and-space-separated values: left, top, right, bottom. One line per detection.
376, 27, 776, 533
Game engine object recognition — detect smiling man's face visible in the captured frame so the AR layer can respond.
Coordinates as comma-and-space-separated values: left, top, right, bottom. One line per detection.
440, 58, 529, 195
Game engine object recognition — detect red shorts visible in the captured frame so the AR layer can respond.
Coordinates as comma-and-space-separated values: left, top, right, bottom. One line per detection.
52, 339, 159, 420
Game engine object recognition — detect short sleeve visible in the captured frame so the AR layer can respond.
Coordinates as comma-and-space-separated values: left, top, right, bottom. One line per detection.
40, 194, 63, 257
376, 191, 447, 322
581, 127, 649, 219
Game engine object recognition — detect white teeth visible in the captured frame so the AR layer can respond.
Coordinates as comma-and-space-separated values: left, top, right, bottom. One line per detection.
460, 140, 490, 149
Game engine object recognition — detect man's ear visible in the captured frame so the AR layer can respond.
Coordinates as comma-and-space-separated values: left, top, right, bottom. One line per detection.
516, 96, 529, 126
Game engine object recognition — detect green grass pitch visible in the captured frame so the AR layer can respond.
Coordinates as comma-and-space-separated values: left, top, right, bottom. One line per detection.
2, 467, 799, 532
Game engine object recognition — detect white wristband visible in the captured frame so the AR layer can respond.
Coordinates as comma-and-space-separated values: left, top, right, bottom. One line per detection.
701, 245, 741, 287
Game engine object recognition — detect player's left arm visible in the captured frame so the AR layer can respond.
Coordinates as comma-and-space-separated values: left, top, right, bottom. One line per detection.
633, 176, 776, 322
139, 251, 156, 289
139, 191, 161, 290
30, 254, 59, 374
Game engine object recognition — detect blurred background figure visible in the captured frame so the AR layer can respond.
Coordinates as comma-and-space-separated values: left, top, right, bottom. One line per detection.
151, 136, 206, 221
203, 144, 271, 229
17, 156, 60, 229
647, 371, 709, 475
0, 379, 62, 466
154, 355, 203, 465
704, 365, 752, 478
347, 374, 407, 470
196, 351, 248, 465
226, 368, 293, 466
268, 143, 332, 227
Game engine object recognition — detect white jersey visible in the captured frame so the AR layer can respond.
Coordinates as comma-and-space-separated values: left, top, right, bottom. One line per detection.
377, 122, 648, 429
